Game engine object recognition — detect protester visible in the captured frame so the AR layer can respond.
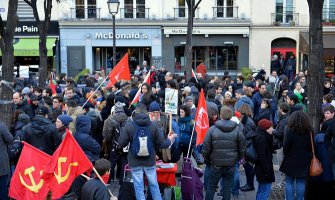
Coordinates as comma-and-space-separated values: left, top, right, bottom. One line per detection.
56, 115, 73, 139
12, 92, 34, 119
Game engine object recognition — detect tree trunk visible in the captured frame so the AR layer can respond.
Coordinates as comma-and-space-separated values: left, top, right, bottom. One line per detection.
38, 27, 48, 87
307, 0, 325, 132
0, 0, 18, 127
185, 2, 194, 81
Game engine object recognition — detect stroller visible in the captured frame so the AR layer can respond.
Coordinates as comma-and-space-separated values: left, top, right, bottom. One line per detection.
181, 157, 204, 200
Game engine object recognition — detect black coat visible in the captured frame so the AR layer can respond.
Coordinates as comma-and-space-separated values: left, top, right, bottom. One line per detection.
254, 127, 275, 183
326, 118, 335, 164
81, 178, 110, 200
280, 128, 312, 178
24, 115, 61, 155
254, 108, 272, 125
0, 121, 13, 176
15, 99, 34, 119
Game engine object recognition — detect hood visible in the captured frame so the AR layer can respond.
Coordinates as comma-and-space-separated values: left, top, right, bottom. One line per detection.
113, 112, 128, 123
240, 96, 252, 104
18, 113, 30, 124
214, 120, 237, 132
75, 115, 91, 134
132, 112, 151, 126
31, 116, 53, 136
14, 121, 27, 131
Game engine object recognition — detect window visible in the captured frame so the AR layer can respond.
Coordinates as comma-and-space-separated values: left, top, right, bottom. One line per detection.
123, 0, 146, 18
75, 0, 85, 18
174, 46, 238, 72
75, 0, 97, 19
275, 0, 294, 23
215, 0, 234, 18
323, 0, 335, 21
178, 0, 186, 18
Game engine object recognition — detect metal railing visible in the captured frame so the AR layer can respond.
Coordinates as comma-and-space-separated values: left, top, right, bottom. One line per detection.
119, 7, 150, 19
322, 8, 335, 22
173, 7, 199, 19
271, 12, 299, 26
70, 6, 101, 19
212, 6, 238, 18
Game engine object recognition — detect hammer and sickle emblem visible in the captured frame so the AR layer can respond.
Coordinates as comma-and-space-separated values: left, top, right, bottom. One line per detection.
54, 157, 78, 184
19, 166, 44, 193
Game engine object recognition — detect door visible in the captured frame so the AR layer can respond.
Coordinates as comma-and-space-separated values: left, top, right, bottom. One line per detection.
67, 46, 85, 77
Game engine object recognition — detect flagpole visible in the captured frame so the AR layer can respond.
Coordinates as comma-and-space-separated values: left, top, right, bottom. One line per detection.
186, 124, 195, 158
81, 76, 109, 108
92, 167, 115, 198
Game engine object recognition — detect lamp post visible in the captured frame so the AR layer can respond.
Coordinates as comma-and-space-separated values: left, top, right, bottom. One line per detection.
107, 0, 120, 69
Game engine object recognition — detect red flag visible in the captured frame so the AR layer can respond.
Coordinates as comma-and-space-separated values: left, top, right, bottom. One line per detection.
195, 89, 209, 146
106, 53, 131, 88
49, 76, 57, 96
9, 142, 51, 200
130, 70, 151, 106
43, 129, 93, 199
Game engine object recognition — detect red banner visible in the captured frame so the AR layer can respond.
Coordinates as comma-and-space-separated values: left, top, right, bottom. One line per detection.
195, 89, 209, 145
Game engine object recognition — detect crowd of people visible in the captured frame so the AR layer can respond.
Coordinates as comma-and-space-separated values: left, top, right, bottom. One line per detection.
1, 61, 335, 200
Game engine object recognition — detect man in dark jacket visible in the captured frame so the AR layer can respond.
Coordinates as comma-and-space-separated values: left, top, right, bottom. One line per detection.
13, 92, 34, 119
74, 115, 101, 162
252, 83, 267, 118
202, 106, 245, 200
0, 120, 13, 200
23, 106, 61, 155
117, 103, 177, 200
81, 158, 112, 200
287, 93, 303, 114
234, 89, 254, 112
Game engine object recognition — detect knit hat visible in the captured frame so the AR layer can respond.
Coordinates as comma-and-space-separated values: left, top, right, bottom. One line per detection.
220, 106, 234, 120
148, 101, 161, 112
30, 94, 38, 101
58, 115, 73, 127
114, 101, 125, 113
224, 91, 232, 97
18, 113, 30, 124
184, 96, 194, 102
22, 87, 30, 95
258, 119, 273, 130
35, 106, 49, 115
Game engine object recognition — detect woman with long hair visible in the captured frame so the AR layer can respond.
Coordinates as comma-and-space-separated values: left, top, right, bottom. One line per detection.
139, 83, 155, 107
279, 111, 313, 200
177, 105, 195, 158
254, 98, 272, 125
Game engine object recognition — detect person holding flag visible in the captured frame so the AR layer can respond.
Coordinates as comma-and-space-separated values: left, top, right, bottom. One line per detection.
202, 106, 246, 200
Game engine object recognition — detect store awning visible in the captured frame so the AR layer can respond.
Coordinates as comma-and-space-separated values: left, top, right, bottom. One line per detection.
299, 32, 335, 53
0, 37, 57, 57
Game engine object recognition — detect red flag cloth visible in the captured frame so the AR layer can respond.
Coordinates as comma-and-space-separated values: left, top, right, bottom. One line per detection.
49, 76, 57, 96
43, 129, 93, 199
195, 89, 209, 146
106, 53, 131, 88
9, 142, 51, 200
130, 70, 151, 106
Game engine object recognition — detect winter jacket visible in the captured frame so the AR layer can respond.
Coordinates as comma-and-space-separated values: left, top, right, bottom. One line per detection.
326, 118, 335, 164
15, 99, 34, 119
254, 108, 272, 125
178, 116, 195, 146
206, 100, 219, 118
254, 127, 275, 183
68, 106, 84, 133
24, 115, 61, 155
202, 120, 246, 167
290, 103, 304, 114
273, 113, 289, 149
280, 128, 312, 178
235, 96, 254, 112
241, 116, 256, 137
57, 126, 68, 140
102, 112, 128, 147
311, 133, 334, 182
117, 112, 172, 167
85, 108, 103, 143
0, 121, 13, 176
13, 114, 30, 139
252, 92, 263, 117
81, 178, 110, 200
74, 115, 101, 162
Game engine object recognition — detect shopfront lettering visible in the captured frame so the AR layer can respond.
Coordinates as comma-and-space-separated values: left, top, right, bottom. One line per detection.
95, 32, 148, 40
171, 29, 201, 34
15, 25, 38, 33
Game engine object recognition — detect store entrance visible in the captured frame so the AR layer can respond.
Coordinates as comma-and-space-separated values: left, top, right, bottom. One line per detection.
93, 47, 151, 74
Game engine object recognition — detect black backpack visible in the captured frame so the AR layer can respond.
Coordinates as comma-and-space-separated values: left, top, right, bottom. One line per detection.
7, 136, 23, 162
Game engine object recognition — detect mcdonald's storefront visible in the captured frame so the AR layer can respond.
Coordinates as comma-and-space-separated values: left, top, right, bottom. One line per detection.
0, 21, 59, 76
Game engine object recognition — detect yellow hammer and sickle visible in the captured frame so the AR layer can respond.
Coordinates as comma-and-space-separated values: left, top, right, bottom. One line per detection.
54, 157, 78, 184
19, 166, 44, 193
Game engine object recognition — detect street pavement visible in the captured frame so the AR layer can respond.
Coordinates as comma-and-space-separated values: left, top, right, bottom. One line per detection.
108, 157, 284, 200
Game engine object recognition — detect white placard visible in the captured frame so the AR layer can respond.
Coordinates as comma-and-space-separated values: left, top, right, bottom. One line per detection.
20, 65, 29, 78
165, 88, 178, 114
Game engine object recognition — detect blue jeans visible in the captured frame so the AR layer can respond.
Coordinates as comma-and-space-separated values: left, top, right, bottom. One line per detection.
205, 165, 234, 200
285, 175, 306, 200
0, 174, 9, 200
256, 183, 272, 200
131, 166, 162, 200
220, 162, 239, 196
204, 164, 210, 191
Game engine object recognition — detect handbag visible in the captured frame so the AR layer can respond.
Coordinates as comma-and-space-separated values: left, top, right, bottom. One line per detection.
309, 131, 323, 176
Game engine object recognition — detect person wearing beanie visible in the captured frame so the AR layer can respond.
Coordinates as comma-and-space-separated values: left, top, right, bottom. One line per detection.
253, 118, 274, 200
56, 115, 73, 139
202, 106, 245, 200
102, 100, 128, 184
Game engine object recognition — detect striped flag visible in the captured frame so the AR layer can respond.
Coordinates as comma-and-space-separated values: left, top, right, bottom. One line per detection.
130, 71, 151, 107
191, 69, 198, 83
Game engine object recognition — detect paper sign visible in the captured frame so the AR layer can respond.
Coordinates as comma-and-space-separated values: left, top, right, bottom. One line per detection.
165, 88, 178, 114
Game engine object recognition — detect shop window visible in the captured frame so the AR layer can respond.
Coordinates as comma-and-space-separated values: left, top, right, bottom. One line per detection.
174, 46, 238, 72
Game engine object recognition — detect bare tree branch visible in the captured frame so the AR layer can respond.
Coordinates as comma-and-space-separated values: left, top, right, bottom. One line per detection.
23, 0, 33, 7
194, 0, 203, 12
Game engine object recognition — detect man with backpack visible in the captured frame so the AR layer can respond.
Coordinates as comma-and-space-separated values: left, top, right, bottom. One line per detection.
102, 101, 129, 184
117, 103, 177, 200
